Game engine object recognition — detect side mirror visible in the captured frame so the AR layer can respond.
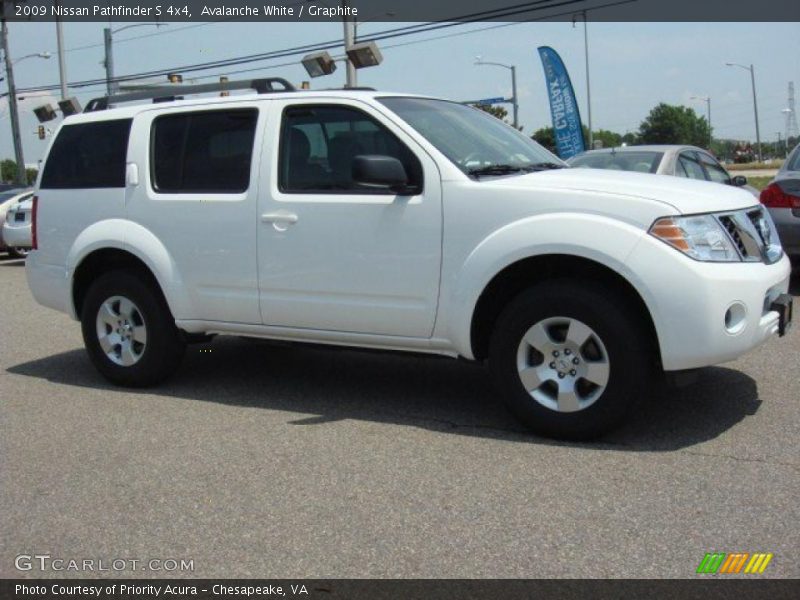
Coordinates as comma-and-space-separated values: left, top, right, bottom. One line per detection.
352, 155, 413, 193
731, 175, 748, 187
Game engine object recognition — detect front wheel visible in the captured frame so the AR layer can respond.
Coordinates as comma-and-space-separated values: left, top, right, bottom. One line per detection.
489, 281, 652, 440
8, 247, 29, 259
81, 271, 186, 387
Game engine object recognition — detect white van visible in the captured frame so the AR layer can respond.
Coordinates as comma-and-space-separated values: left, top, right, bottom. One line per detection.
26, 78, 793, 439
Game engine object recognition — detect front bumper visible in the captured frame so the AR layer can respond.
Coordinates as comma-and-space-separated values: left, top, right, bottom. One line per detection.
626, 235, 793, 371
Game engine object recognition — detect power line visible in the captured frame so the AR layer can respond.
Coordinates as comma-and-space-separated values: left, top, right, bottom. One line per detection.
18, 0, 598, 94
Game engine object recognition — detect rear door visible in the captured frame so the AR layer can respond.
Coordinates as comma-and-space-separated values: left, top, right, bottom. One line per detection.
126, 102, 264, 323
256, 99, 443, 337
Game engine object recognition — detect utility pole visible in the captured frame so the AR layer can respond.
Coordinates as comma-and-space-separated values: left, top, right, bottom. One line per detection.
582, 11, 593, 149
341, 0, 356, 88
1, 17, 26, 185
54, 0, 67, 99
750, 65, 762, 163
103, 27, 114, 96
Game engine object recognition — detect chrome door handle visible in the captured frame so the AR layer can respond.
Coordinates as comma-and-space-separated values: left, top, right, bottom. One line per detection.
261, 212, 298, 225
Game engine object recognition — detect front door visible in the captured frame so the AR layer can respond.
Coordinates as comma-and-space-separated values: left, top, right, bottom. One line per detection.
256, 100, 442, 337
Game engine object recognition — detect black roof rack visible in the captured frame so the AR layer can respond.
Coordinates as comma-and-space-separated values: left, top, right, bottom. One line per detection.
84, 77, 296, 112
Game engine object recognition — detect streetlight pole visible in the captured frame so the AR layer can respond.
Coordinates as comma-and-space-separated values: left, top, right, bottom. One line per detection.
726, 62, 762, 162
581, 11, 592, 148
341, 0, 356, 88
474, 58, 519, 129
1, 18, 26, 185
54, 0, 67, 100
104, 23, 166, 96
690, 95, 711, 147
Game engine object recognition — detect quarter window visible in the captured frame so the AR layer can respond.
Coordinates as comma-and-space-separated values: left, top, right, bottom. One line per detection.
151, 109, 258, 193
40, 119, 132, 189
677, 152, 706, 180
279, 105, 422, 193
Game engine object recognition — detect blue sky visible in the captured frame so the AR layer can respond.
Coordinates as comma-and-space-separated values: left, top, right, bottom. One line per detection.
2, 20, 799, 165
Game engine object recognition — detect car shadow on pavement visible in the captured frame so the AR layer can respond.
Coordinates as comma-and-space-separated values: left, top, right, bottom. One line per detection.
0, 256, 25, 266
8, 336, 761, 452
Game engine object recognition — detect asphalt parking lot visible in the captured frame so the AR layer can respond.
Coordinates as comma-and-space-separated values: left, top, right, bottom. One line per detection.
1, 256, 798, 579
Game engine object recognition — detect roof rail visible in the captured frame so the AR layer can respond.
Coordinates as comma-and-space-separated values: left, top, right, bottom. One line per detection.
84, 77, 296, 112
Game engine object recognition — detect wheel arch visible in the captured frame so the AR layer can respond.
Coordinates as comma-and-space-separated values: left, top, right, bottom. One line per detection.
67, 220, 185, 320
469, 253, 661, 367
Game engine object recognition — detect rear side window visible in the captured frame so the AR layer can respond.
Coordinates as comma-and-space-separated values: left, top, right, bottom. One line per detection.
40, 119, 132, 189
151, 109, 258, 193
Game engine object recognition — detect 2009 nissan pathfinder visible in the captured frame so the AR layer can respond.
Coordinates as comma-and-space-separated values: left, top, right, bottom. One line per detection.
26, 78, 793, 439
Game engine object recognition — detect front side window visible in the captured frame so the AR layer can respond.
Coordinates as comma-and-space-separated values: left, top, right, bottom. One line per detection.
41, 119, 132, 189
279, 105, 422, 193
697, 152, 731, 184
151, 109, 257, 193
677, 152, 706, 180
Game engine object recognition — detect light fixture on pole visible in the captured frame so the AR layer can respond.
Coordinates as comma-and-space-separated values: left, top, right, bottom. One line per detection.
301, 51, 337, 78
346, 42, 383, 70
726, 62, 762, 162
12, 51, 52, 64
474, 56, 519, 129
104, 23, 167, 96
690, 95, 712, 147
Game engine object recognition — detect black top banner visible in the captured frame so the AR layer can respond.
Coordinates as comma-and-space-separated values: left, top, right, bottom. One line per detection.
1, 0, 799, 23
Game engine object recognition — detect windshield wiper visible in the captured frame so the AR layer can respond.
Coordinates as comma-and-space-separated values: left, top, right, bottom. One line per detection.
468, 162, 566, 178
521, 162, 566, 171
467, 164, 526, 177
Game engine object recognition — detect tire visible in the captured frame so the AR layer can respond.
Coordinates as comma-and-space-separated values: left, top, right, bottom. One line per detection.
8, 247, 29, 259
488, 280, 652, 440
81, 271, 186, 387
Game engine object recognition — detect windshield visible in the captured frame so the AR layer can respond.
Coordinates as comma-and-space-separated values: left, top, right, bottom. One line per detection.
568, 151, 664, 174
378, 97, 565, 176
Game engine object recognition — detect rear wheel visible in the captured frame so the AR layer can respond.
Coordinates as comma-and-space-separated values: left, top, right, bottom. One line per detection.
81, 271, 186, 387
489, 280, 652, 440
8, 247, 29, 259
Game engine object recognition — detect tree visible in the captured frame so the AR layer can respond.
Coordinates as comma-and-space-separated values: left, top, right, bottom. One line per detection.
475, 104, 509, 121
532, 126, 627, 154
638, 103, 711, 148
1, 159, 37, 185
532, 126, 556, 153
1, 159, 16, 183
474, 104, 523, 131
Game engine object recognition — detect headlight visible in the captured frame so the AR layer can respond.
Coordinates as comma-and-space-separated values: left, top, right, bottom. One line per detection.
649, 214, 740, 262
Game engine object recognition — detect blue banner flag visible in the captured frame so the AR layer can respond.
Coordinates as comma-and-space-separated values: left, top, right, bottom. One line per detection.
537, 46, 586, 159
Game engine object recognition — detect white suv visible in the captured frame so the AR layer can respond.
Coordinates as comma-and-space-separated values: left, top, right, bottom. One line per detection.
26, 78, 793, 439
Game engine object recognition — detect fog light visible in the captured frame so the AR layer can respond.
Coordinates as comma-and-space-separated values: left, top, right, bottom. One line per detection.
724, 302, 747, 335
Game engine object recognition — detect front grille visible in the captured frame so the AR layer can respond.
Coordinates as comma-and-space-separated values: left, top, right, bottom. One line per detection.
715, 207, 782, 264
719, 216, 746, 256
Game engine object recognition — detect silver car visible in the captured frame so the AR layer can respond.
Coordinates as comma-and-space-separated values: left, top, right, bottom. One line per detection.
0, 188, 33, 258
2, 194, 34, 257
567, 145, 759, 197
761, 143, 800, 259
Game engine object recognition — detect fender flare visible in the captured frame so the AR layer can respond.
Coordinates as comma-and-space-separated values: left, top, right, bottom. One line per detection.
66, 219, 187, 319
442, 212, 657, 358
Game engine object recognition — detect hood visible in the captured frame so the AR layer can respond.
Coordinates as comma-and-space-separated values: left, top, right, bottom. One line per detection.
489, 167, 759, 215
